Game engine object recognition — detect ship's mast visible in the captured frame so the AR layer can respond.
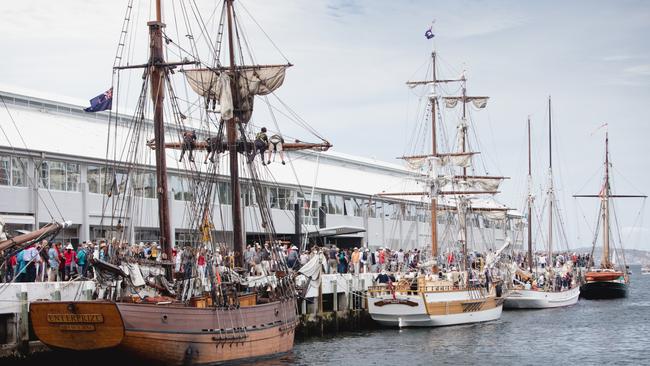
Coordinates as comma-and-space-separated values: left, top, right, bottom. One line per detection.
527, 116, 533, 271
430, 51, 438, 258
602, 132, 611, 268
460, 75, 468, 275
547, 96, 554, 262
573, 131, 646, 269
149, 0, 173, 264
225, 0, 245, 268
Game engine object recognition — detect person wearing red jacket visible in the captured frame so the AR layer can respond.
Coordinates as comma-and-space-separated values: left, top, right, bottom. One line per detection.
63, 243, 77, 280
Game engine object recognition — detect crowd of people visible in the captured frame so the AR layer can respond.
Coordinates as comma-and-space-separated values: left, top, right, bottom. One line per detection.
2, 240, 110, 283
510, 251, 592, 271
509, 250, 588, 291
0, 234, 593, 292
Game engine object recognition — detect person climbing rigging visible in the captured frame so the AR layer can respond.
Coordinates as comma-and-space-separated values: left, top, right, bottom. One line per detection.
179, 130, 197, 162
204, 135, 223, 164
267, 134, 286, 165
249, 127, 269, 164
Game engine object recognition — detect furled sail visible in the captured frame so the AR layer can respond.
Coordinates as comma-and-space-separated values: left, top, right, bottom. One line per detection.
438, 176, 503, 191
183, 65, 289, 122
402, 153, 476, 170
443, 96, 489, 109
404, 156, 433, 171
439, 153, 473, 168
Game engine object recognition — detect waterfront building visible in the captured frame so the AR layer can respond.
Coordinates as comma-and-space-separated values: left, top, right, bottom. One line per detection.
0, 87, 524, 251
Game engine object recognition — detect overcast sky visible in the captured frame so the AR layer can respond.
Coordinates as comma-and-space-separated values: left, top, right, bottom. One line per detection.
1, 0, 649, 251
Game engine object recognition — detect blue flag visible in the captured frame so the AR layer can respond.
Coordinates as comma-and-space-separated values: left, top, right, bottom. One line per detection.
425, 27, 435, 39
84, 88, 113, 112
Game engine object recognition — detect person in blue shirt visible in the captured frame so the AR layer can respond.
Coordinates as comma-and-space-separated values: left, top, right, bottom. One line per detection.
48, 243, 60, 281
15, 250, 26, 282
77, 244, 88, 277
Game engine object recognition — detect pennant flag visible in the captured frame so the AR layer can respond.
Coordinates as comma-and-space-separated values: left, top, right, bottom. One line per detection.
425, 27, 435, 39
84, 88, 113, 112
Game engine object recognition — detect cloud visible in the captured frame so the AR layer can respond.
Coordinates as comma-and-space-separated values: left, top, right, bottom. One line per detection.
326, 0, 364, 18
603, 54, 636, 62
624, 64, 650, 76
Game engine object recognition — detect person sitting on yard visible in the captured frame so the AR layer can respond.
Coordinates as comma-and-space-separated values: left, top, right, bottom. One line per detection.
179, 130, 197, 162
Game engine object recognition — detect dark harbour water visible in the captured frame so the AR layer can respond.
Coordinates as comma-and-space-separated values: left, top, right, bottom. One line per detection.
7, 266, 649, 366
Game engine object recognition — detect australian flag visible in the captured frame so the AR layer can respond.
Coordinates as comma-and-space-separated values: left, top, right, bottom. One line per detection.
425, 27, 435, 40
84, 88, 113, 112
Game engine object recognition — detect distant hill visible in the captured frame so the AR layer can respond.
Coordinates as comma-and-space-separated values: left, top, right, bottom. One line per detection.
573, 247, 650, 265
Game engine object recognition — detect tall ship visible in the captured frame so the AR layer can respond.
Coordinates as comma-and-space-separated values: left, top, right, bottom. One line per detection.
28, 0, 330, 364
367, 34, 510, 327
575, 132, 645, 299
505, 99, 580, 309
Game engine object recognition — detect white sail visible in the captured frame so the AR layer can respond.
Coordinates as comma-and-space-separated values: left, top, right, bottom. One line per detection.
183, 65, 288, 122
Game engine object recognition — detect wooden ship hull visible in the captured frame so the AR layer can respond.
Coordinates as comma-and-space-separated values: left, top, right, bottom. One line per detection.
504, 286, 580, 309
30, 301, 125, 351
117, 300, 297, 365
368, 281, 503, 327
30, 298, 297, 365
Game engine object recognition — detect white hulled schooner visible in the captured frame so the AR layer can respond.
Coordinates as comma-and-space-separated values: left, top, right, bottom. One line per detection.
505, 99, 580, 309
368, 36, 510, 327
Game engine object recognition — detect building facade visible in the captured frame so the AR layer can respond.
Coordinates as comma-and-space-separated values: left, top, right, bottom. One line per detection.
0, 88, 524, 252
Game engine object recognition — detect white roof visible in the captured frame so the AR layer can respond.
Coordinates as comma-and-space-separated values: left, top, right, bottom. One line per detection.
0, 87, 519, 213
0, 87, 422, 199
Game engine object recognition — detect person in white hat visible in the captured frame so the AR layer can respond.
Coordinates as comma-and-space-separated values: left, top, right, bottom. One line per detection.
287, 245, 299, 270
63, 243, 77, 280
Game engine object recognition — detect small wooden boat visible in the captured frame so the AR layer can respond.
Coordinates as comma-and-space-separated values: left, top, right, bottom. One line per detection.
584, 271, 624, 282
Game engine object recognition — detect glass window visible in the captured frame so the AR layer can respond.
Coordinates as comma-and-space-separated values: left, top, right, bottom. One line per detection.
242, 184, 257, 207
0, 156, 10, 186
89, 167, 127, 195
170, 175, 193, 201
270, 187, 280, 209
49, 161, 66, 191
471, 214, 481, 228
114, 170, 128, 195
403, 204, 417, 221
38, 160, 80, 191
373, 201, 384, 219
87, 165, 102, 193
66, 163, 80, 191
270, 187, 294, 210
437, 212, 446, 225
321, 194, 344, 215
39, 161, 49, 188
343, 197, 365, 217
384, 202, 398, 220
11, 157, 27, 187
217, 181, 231, 204
483, 216, 491, 228
298, 192, 319, 226
133, 171, 155, 198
